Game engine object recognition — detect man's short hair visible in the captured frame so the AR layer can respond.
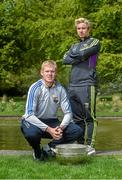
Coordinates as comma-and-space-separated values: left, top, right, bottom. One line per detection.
75, 17, 91, 30
41, 60, 57, 72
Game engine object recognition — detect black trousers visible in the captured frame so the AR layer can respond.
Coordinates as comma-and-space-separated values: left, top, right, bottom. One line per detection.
68, 85, 98, 147
21, 118, 82, 149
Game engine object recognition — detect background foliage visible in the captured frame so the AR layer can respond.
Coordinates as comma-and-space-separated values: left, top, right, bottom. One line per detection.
0, 0, 122, 95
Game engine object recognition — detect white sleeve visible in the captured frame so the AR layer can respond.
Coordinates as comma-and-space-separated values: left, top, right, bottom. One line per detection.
60, 87, 73, 128
23, 114, 48, 131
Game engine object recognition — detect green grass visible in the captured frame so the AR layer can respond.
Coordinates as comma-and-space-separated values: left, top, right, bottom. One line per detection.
96, 110, 122, 117
0, 96, 122, 117
0, 154, 122, 179
0, 100, 25, 116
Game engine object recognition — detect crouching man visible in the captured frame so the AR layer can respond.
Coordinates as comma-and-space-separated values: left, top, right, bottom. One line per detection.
21, 60, 82, 161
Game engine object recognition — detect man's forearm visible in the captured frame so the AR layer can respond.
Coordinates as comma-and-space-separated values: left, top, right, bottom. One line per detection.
23, 114, 48, 131
60, 112, 73, 129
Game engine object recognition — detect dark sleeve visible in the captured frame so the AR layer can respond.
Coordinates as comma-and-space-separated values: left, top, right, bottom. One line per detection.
63, 44, 82, 65
63, 38, 100, 65
78, 38, 100, 59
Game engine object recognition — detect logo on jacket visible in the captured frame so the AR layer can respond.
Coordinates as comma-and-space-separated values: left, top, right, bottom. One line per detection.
52, 94, 59, 103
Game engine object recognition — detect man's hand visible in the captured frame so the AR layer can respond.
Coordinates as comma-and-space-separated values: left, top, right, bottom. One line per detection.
46, 126, 63, 140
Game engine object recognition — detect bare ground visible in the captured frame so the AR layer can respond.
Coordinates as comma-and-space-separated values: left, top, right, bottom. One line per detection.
0, 150, 122, 156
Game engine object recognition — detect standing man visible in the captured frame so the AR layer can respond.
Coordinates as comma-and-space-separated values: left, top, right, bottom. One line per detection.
21, 60, 82, 161
63, 17, 100, 155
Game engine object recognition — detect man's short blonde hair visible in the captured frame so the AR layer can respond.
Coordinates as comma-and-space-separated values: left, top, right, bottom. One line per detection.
41, 60, 57, 72
75, 17, 91, 30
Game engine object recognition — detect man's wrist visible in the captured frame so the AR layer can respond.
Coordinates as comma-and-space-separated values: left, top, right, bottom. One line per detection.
59, 125, 64, 131
45, 126, 50, 133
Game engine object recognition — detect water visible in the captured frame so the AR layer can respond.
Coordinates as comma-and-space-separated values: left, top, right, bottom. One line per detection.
96, 118, 122, 150
0, 119, 29, 150
0, 118, 122, 151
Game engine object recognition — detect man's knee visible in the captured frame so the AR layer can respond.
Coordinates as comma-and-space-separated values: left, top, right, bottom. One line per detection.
21, 120, 41, 140
68, 122, 83, 138
75, 124, 83, 138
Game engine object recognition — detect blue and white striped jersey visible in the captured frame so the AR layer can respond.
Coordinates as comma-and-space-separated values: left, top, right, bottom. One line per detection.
22, 79, 73, 131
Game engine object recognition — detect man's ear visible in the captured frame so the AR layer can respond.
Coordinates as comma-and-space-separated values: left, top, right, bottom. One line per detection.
40, 70, 43, 76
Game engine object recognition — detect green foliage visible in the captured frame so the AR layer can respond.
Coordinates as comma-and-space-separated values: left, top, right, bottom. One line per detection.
98, 53, 122, 82
97, 94, 122, 116
1, 94, 122, 116
97, 53, 122, 93
91, 2, 122, 54
0, 98, 25, 115
0, 0, 122, 94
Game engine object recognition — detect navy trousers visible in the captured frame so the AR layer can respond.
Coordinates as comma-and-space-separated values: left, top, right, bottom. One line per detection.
68, 85, 97, 147
21, 118, 82, 149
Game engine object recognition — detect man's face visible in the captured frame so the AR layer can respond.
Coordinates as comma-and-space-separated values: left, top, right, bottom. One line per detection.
76, 22, 90, 39
41, 65, 56, 85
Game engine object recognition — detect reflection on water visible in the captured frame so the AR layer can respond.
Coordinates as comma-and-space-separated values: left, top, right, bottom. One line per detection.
0, 119, 30, 150
96, 118, 122, 150
0, 118, 122, 150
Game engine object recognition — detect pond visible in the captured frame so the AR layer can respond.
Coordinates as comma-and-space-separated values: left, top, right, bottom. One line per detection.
0, 118, 122, 151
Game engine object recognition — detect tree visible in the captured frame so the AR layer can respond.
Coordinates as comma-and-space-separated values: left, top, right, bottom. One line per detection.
0, 0, 122, 95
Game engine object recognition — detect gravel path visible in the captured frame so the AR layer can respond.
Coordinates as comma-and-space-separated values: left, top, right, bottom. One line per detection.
0, 150, 122, 156
96, 150, 122, 156
0, 150, 32, 155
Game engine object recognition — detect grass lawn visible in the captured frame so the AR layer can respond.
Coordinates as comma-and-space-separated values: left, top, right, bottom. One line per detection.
0, 154, 122, 179
1, 97, 122, 117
